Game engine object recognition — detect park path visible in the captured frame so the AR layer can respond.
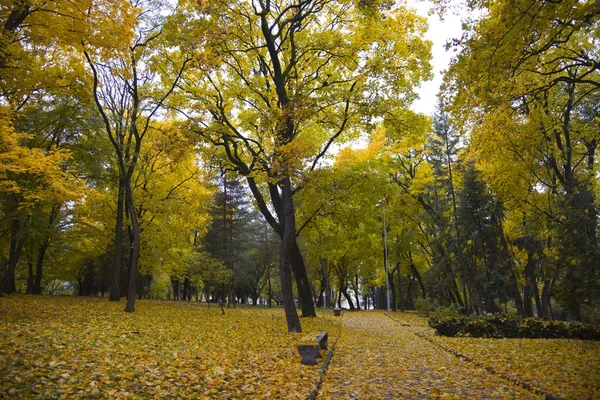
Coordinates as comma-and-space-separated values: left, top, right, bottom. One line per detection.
317, 311, 538, 399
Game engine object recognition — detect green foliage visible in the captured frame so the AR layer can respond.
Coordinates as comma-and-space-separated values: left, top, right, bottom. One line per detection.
415, 297, 438, 317
434, 303, 461, 318
429, 315, 600, 340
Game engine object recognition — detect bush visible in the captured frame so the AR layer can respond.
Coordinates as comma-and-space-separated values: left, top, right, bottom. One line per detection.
428, 315, 600, 340
428, 315, 464, 336
415, 297, 438, 317
519, 318, 569, 339
434, 303, 461, 318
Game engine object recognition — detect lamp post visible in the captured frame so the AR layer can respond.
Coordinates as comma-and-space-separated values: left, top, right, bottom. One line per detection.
376, 200, 391, 313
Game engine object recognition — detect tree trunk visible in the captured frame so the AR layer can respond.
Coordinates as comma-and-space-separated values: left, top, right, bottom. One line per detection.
291, 241, 316, 316
33, 240, 49, 295
353, 274, 361, 310
316, 258, 327, 307
110, 178, 125, 301
124, 180, 140, 313
342, 289, 355, 309
2, 218, 23, 293
279, 178, 301, 332
388, 269, 397, 311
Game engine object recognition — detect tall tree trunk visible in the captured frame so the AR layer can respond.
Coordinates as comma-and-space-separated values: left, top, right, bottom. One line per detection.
110, 178, 125, 301
279, 178, 301, 332
33, 240, 50, 295
124, 180, 140, 313
2, 218, 23, 293
388, 269, 397, 311
291, 241, 316, 316
353, 274, 361, 310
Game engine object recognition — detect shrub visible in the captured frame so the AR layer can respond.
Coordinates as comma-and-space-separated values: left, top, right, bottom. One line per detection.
434, 303, 461, 318
520, 318, 569, 339
428, 315, 465, 336
428, 315, 600, 340
415, 297, 438, 317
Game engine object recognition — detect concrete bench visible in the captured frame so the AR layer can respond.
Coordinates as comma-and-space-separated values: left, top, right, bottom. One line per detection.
297, 330, 328, 365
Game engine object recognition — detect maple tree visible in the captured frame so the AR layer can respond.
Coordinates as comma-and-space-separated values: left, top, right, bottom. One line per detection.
179, 0, 432, 331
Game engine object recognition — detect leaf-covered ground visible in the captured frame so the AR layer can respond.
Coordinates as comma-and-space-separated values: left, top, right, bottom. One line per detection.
319, 311, 536, 399
0, 295, 338, 399
1, 296, 598, 399
402, 314, 600, 399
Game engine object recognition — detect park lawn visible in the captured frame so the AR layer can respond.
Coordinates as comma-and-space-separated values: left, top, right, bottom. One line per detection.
0, 295, 339, 399
391, 311, 600, 400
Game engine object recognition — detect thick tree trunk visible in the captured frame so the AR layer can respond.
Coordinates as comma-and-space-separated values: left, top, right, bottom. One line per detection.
2, 219, 23, 293
124, 180, 140, 313
33, 240, 49, 295
110, 178, 125, 301
291, 241, 316, 317
279, 178, 301, 332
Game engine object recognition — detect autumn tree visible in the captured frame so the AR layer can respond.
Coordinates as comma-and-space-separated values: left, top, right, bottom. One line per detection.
441, 0, 600, 319
180, 0, 431, 331
83, 0, 196, 311
0, 0, 133, 294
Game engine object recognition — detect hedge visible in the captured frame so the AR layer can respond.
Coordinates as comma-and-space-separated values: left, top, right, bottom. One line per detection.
428, 315, 600, 340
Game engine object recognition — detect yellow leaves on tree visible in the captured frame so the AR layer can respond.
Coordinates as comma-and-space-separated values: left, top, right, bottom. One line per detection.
0, 110, 82, 212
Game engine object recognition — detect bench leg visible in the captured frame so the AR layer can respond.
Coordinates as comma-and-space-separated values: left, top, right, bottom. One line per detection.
298, 346, 321, 365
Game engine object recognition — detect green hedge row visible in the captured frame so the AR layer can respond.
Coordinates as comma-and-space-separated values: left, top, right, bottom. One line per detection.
428, 315, 600, 340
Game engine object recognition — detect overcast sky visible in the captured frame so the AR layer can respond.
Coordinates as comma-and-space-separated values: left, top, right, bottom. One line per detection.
406, 0, 464, 116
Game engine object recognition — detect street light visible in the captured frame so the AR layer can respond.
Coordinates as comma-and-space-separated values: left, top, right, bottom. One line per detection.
376, 200, 391, 313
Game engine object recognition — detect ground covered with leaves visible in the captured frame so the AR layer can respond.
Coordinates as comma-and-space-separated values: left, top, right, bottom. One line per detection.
1, 296, 598, 399
0, 295, 338, 399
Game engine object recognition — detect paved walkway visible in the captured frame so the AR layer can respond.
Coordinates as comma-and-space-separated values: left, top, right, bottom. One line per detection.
318, 312, 537, 399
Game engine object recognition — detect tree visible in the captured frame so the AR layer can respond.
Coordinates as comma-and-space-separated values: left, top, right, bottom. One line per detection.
83, 0, 193, 311
441, 0, 600, 319
181, 0, 431, 331
0, 109, 82, 293
1, 0, 133, 294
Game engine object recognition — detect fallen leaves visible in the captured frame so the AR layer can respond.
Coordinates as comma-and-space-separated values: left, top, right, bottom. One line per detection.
389, 311, 600, 400
319, 312, 538, 399
1, 297, 597, 399
0, 295, 338, 399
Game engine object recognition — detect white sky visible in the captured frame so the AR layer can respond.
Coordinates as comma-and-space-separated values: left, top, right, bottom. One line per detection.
406, 0, 464, 116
